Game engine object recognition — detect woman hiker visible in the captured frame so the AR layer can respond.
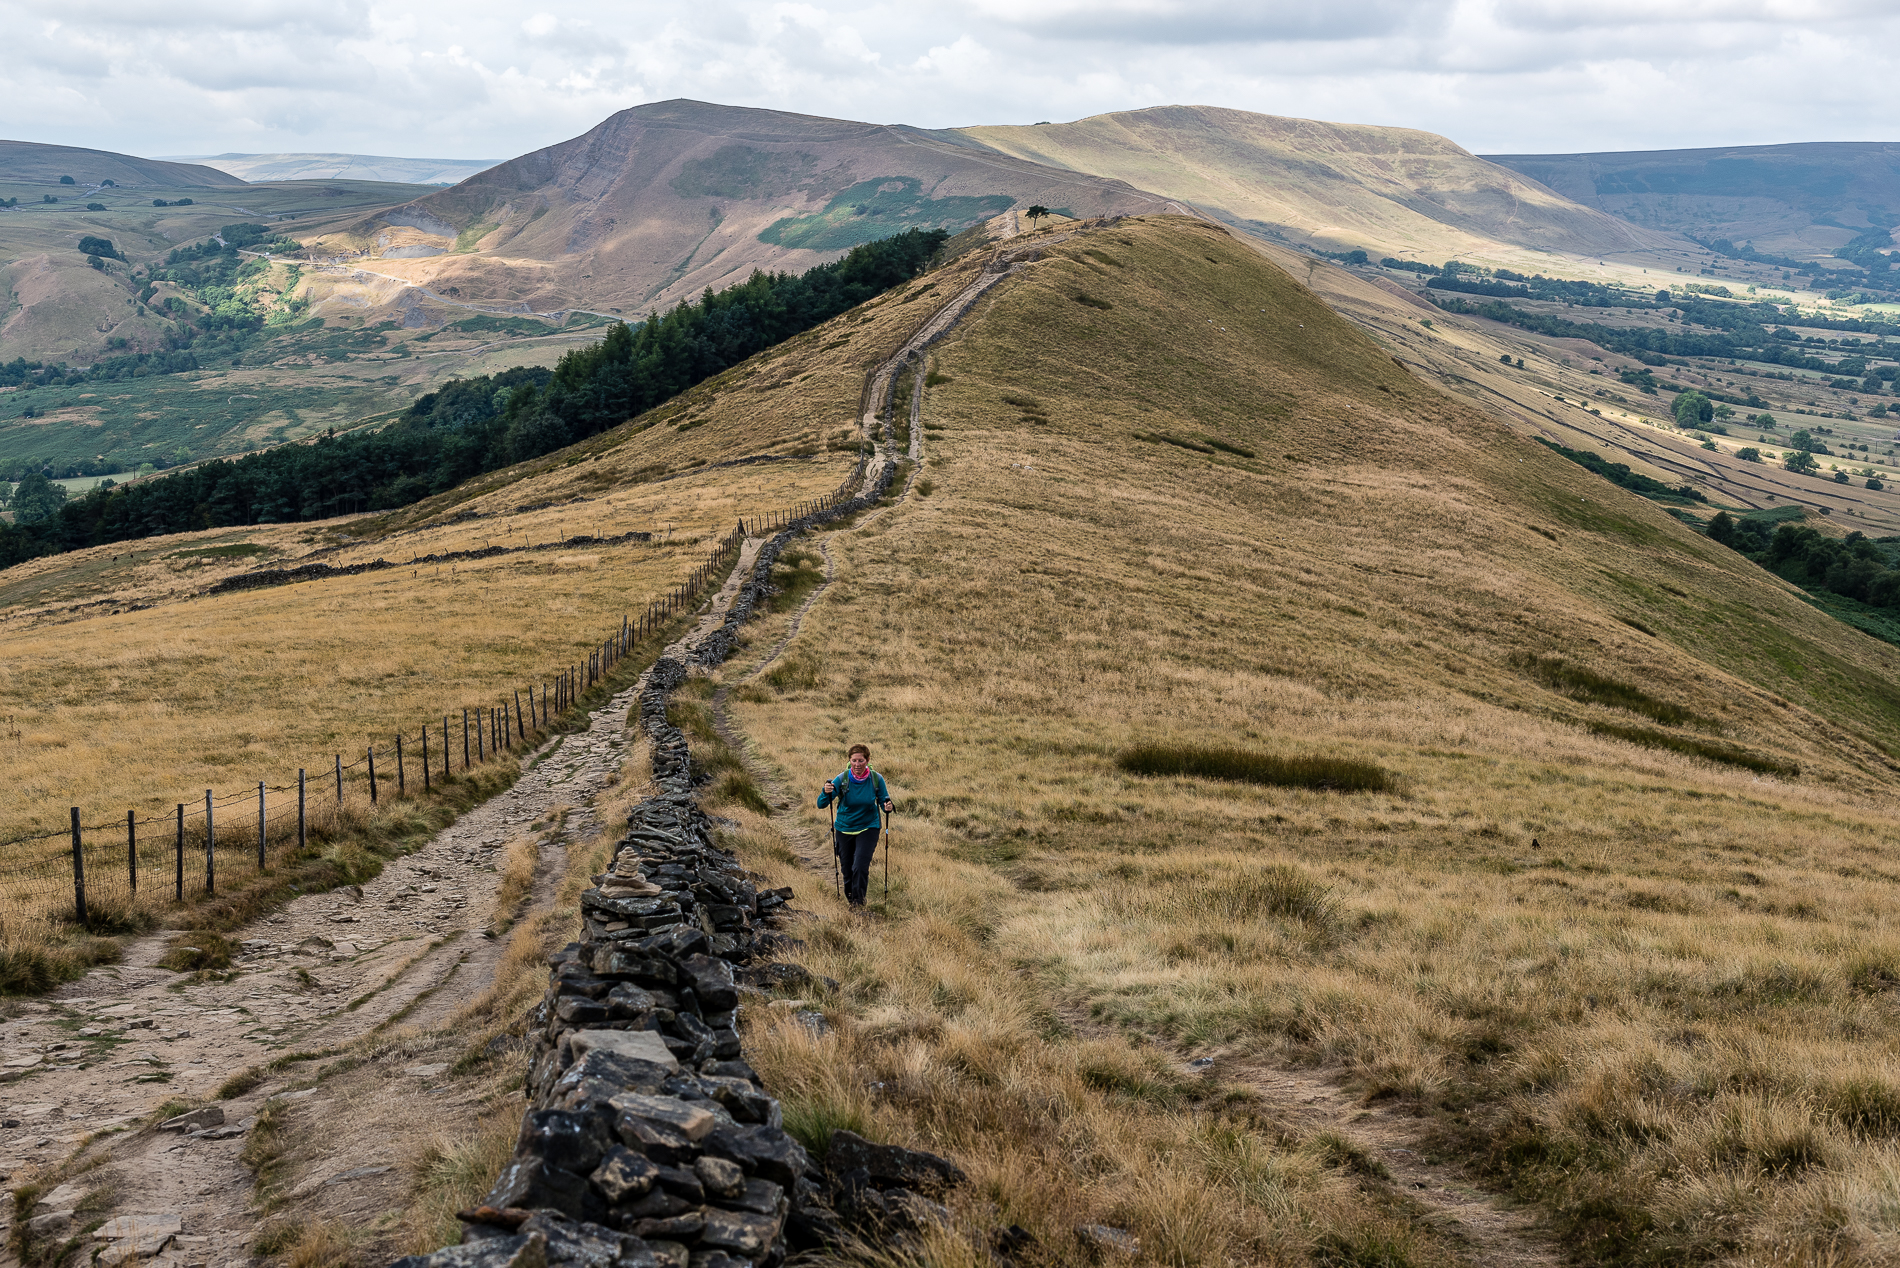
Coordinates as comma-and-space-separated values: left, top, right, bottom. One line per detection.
817, 743, 893, 909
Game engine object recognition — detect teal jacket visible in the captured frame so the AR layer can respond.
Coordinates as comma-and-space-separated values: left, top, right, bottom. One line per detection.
817, 768, 890, 834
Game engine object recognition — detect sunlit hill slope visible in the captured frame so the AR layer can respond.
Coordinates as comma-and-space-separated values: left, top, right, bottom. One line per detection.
321, 99, 1169, 315
956, 106, 1681, 265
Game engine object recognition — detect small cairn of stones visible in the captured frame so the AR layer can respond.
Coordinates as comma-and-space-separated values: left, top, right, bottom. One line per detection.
395, 644, 971, 1268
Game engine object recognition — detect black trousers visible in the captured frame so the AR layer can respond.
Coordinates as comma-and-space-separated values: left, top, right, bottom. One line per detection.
834, 826, 880, 906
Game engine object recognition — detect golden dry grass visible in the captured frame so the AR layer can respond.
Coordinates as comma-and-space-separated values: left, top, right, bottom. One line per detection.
0, 452, 847, 929
709, 216, 1900, 1264
402, 1106, 526, 1254
0, 336, 873, 962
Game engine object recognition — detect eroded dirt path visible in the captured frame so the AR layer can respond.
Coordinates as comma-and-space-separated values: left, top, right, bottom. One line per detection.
0, 656, 675, 1266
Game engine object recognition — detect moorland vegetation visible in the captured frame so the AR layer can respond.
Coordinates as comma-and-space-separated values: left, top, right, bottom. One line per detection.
698, 214, 1900, 1266
13, 193, 1900, 1266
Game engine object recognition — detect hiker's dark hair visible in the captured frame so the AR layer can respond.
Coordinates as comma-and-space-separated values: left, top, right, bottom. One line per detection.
849, 743, 871, 762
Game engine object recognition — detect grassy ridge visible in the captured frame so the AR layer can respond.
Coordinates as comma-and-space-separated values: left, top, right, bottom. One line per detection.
719, 213, 1900, 1265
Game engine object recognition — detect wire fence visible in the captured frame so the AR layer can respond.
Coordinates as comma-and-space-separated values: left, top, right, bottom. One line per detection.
0, 499, 830, 934
0, 455, 875, 936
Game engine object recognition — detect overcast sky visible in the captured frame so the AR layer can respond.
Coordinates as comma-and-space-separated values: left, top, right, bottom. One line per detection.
3, 0, 1896, 162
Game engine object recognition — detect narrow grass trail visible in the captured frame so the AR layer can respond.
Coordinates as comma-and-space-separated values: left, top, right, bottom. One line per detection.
709, 536, 839, 881
1217, 1061, 1563, 1268
704, 246, 983, 881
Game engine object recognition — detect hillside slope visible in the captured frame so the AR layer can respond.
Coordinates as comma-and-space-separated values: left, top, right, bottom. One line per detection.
1487, 141, 1900, 260
0, 140, 246, 189
954, 106, 1681, 265
712, 213, 1900, 1264
307, 99, 1170, 315
9, 211, 1900, 1263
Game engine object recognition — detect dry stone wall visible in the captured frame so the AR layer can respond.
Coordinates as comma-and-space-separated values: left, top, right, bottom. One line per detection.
394, 453, 961, 1268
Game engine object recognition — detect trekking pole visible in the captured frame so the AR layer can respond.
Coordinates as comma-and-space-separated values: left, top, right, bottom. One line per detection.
829, 793, 840, 899
883, 804, 891, 904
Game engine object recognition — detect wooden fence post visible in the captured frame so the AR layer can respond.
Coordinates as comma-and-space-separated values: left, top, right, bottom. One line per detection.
70, 808, 86, 925
127, 810, 137, 895
335, 753, 342, 803
175, 804, 184, 902
205, 789, 214, 896
463, 710, 470, 769
396, 733, 405, 796
422, 729, 430, 793
514, 690, 524, 744
476, 709, 484, 763
368, 746, 378, 804
257, 782, 265, 868
442, 717, 450, 781
298, 770, 306, 851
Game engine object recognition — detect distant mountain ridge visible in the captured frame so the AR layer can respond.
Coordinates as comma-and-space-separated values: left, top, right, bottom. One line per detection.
326, 98, 1170, 315
953, 105, 1677, 263
1484, 142, 1900, 260
164, 153, 498, 186
315, 99, 1690, 322
0, 140, 245, 188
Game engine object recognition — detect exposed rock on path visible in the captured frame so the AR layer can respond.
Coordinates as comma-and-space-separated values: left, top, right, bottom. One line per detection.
0, 661, 667, 1267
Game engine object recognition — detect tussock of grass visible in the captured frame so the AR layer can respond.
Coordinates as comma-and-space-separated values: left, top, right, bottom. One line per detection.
217, 1065, 267, 1100
252, 1222, 305, 1257
1117, 864, 1343, 936
1117, 744, 1391, 792
767, 547, 825, 614
405, 1112, 523, 1253
281, 1222, 354, 1268
158, 931, 235, 972
763, 648, 822, 693
487, 830, 539, 933
1519, 653, 1700, 726
241, 1100, 294, 1198
1586, 721, 1797, 776
1135, 430, 1215, 454
73, 896, 159, 936
0, 937, 119, 995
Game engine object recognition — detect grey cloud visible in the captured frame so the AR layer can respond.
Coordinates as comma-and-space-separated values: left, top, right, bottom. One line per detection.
42, 0, 370, 35
0, 0, 1897, 167
965, 0, 1453, 44
1494, 0, 1895, 32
